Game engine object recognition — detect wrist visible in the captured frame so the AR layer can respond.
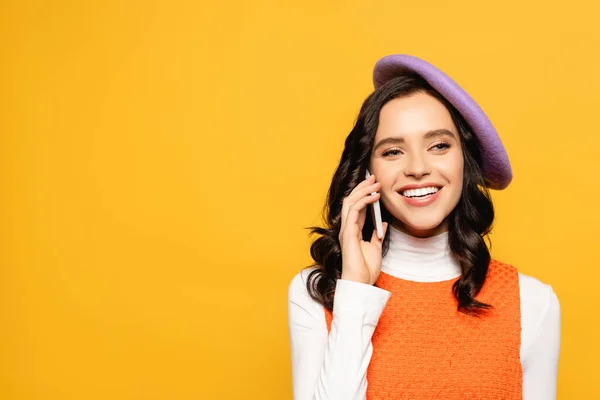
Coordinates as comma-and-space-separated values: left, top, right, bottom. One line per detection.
341, 273, 372, 285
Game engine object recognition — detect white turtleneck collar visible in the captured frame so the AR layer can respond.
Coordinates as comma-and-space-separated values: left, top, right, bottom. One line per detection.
381, 224, 462, 282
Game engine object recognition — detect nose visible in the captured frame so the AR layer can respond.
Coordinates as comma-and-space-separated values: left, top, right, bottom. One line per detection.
403, 152, 431, 179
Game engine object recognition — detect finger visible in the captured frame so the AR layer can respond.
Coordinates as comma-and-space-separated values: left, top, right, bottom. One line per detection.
349, 181, 381, 201
352, 173, 377, 191
341, 182, 381, 224
340, 176, 379, 238
342, 177, 376, 209
341, 179, 378, 227
370, 221, 389, 248
344, 192, 381, 234
382, 221, 389, 237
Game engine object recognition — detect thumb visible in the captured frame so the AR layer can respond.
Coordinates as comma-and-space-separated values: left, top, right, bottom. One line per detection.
371, 222, 389, 247
382, 221, 389, 237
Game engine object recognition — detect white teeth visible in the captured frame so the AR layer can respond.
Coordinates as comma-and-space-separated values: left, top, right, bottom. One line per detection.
401, 186, 440, 198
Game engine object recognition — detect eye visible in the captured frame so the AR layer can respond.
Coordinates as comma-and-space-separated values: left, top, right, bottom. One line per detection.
430, 142, 451, 152
382, 148, 402, 157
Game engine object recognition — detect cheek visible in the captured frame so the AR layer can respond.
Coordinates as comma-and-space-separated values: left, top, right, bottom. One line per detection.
451, 163, 464, 185
454, 159, 465, 185
445, 157, 464, 204
376, 167, 400, 188
440, 148, 464, 180
437, 153, 464, 183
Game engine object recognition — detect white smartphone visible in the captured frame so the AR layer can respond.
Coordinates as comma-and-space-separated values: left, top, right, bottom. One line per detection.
365, 169, 384, 239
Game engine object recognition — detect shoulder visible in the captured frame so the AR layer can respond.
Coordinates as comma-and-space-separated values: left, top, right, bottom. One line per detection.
481, 259, 521, 297
287, 267, 328, 327
516, 270, 561, 360
488, 258, 519, 276
288, 266, 320, 303
517, 271, 561, 327
518, 272, 559, 311
489, 258, 560, 308
490, 260, 561, 353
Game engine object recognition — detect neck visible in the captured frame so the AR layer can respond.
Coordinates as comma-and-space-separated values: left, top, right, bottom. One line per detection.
381, 224, 462, 282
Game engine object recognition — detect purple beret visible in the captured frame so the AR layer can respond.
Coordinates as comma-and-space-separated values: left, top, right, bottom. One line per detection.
372, 54, 512, 190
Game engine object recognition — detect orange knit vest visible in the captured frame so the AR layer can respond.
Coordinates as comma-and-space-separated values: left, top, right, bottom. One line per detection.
324, 259, 522, 399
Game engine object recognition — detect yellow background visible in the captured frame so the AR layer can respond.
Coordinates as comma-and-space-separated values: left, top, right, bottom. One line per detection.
1, 0, 599, 398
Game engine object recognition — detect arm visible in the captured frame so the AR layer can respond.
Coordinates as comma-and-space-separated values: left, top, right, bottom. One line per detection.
521, 283, 561, 400
288, 268, 391, 400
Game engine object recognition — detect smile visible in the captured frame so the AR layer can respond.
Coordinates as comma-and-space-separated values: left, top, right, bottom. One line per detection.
400, 186, 440, 198
398, 186, 443, 207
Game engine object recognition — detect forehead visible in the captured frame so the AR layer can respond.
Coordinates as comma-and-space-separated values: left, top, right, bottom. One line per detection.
375, 91, 458, 140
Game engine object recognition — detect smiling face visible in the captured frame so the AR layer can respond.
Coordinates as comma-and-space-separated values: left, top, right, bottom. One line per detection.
369, 91, 464, 238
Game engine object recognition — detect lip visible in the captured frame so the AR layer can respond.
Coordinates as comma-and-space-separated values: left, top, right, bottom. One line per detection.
398, 186, 443, 207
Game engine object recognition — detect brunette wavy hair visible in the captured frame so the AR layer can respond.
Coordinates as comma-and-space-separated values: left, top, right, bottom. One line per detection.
305, 73, 495, 315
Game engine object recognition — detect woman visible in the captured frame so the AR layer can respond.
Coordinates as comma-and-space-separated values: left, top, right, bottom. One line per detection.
287, 54, 560, 399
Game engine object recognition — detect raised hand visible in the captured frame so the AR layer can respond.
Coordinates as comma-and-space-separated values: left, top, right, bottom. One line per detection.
338, 173, 389, 285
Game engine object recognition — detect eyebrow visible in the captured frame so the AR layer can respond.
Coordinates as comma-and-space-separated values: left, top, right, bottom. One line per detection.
373, 129, 457, 152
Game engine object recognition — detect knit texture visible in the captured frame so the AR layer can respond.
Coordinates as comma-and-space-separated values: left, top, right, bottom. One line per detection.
324, 259, 522, 399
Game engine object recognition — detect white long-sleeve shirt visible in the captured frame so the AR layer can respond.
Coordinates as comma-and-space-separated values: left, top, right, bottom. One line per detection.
288, 226, 561, 399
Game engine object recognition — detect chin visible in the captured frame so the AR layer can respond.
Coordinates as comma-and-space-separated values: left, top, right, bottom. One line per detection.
389, 210, 449, 237
404, 220, 446, 236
